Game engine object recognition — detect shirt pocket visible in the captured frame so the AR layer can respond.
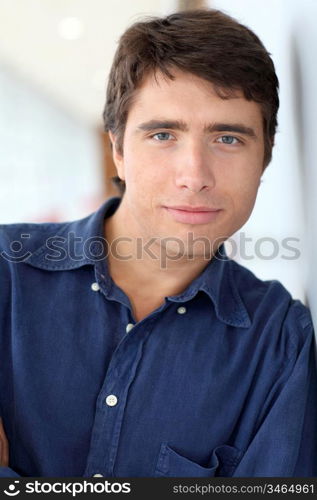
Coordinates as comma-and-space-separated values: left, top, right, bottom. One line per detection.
154, 442, 242, 477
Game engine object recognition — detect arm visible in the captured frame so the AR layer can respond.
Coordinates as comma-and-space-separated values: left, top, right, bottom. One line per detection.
0, 418, 20, 477
0, 418, 8, 467
233, 306, 317, 477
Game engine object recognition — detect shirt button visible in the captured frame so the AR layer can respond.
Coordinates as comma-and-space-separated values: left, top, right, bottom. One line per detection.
91, 282, 100, 292
126, 323, 134, 333
105, 394, 118, 407
177, 306, 187, 314
93, 473, 103, 477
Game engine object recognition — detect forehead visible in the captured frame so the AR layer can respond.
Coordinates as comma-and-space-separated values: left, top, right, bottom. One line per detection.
126, 69, 263, 131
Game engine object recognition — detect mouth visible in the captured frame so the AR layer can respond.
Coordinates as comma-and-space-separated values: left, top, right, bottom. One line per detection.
163, 205, 222, 224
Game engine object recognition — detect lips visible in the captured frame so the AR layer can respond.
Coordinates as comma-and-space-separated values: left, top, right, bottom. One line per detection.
167, 205, 219, 212
164, 205, 222, 224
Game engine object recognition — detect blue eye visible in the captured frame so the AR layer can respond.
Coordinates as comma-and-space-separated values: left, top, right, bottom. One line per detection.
218, 135, 239, 145
152, 132, 172, 141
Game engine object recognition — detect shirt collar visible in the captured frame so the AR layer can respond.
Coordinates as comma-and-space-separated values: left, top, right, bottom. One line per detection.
26, 196, 251, 328
167, 247, 251, 328
26, 197, 121, 271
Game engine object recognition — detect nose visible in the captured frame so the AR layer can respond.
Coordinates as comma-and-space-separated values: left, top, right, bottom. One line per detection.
174, 140, 216, 193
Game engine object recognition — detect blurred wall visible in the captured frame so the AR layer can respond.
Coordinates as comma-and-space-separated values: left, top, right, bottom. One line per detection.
289, 1, 317, 328
0, 65, 105, 223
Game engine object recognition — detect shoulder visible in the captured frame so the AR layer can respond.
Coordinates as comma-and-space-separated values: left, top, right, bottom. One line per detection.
0, 198, 116, 264
229, 258, 314, 354
0, 201, 111, 273
0, 221, 69, 263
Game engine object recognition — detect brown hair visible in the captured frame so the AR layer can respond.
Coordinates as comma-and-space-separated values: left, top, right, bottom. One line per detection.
103, 8, 279, 192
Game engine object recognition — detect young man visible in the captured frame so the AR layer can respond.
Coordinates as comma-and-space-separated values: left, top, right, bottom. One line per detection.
0, 9, 316, 477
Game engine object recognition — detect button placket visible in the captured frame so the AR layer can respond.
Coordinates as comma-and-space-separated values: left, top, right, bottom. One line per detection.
84, 316, 157, 478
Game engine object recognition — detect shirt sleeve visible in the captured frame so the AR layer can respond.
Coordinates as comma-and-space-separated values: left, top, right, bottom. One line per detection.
233, 302, 317, 477
0, 234, 22, 478
0, 466, 20, 477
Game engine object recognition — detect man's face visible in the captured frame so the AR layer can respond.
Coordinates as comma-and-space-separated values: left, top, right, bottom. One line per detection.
110, 69, 265, 258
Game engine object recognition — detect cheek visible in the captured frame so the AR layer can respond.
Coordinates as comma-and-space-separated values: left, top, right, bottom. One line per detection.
233, 180, 260, 221
124, 150, 169, 191
222, 163, 261, 211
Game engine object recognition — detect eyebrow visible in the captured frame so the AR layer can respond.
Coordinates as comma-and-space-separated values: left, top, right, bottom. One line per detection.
205, 122, 257, 139
137, 120, 188, 132
137, 120, 257, 139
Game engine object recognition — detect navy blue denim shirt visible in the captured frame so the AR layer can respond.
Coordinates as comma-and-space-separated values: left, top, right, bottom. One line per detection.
0, 197, 316, 477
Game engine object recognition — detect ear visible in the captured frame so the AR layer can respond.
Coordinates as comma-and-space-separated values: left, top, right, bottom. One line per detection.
108, 131, 125, 181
